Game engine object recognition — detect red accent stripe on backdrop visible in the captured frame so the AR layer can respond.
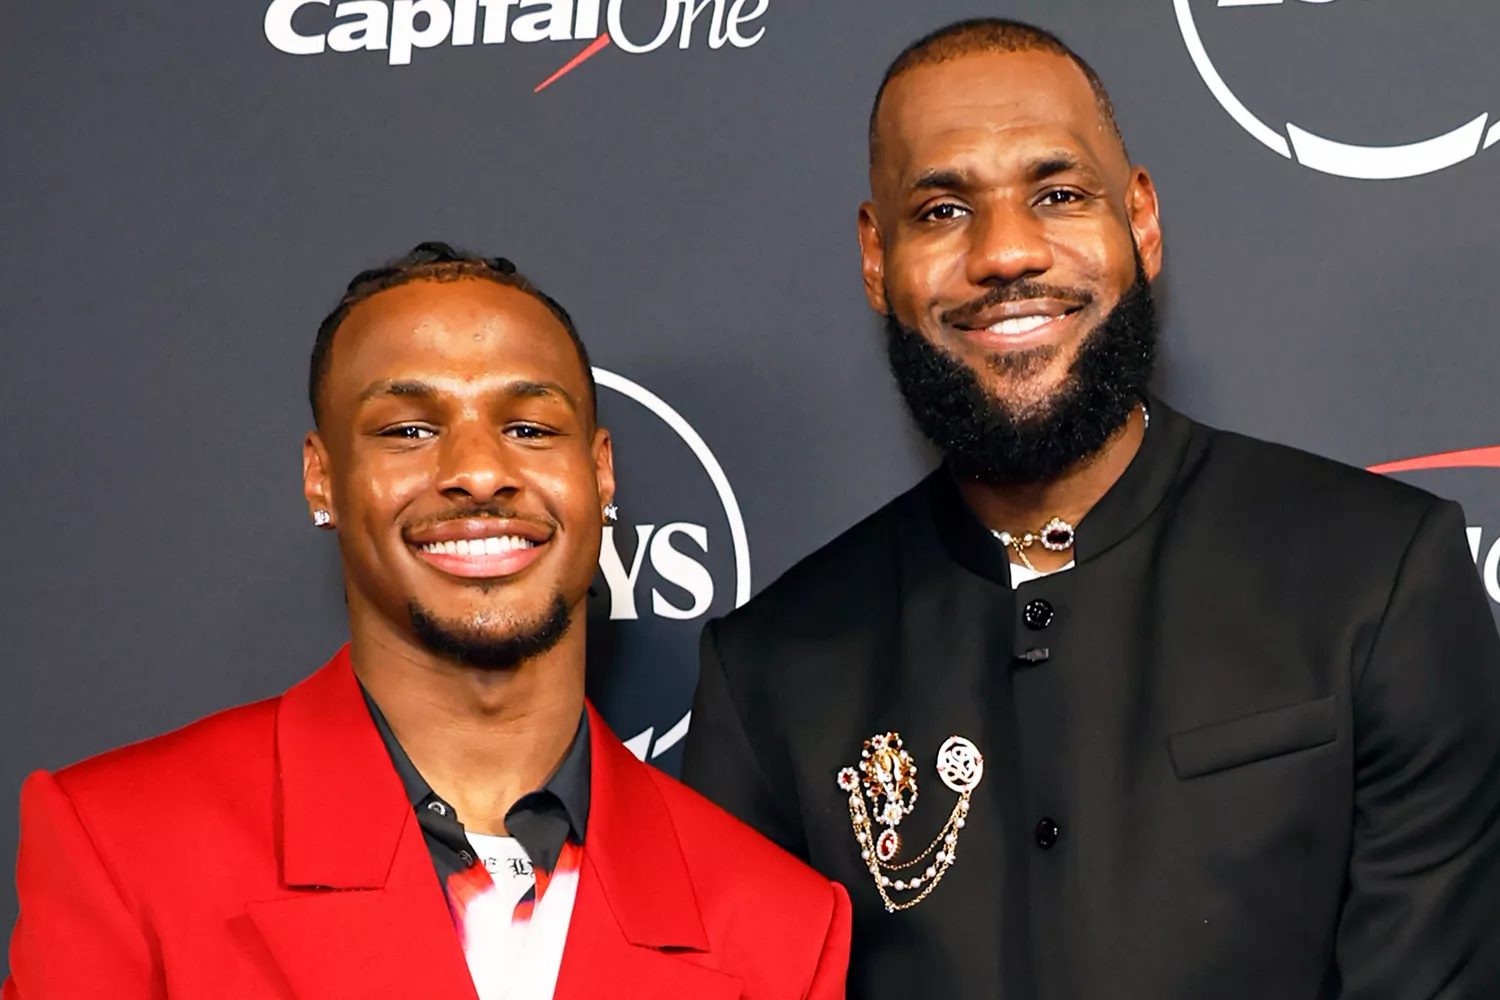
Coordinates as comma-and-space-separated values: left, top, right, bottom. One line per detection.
535, 34, 613, 93
1368, 446, 1500, 475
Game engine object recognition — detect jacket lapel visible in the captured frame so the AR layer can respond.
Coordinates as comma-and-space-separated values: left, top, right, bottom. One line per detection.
247, 647, 477, 1000
554, 708, 742, 1000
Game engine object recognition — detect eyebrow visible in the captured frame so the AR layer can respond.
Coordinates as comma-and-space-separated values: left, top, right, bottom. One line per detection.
359, 379, 438, 404
357, 378, 579, 410
506, 380, 578, 410
1024, 154, 1087, 184
908, 153, 1094, 194
911, 168, 971, 193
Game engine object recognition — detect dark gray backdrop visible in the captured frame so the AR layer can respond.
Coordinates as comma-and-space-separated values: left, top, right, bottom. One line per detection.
4, 0, 1498, 965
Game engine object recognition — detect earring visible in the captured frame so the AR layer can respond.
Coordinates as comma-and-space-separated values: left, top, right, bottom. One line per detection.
603, 503, 619, 524
313, 509, 332, 528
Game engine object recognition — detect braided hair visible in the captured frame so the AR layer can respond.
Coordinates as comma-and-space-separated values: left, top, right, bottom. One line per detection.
308, 241, 595, 426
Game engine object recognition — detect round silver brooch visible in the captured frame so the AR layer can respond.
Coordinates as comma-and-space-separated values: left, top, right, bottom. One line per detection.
936, 736, 984, 794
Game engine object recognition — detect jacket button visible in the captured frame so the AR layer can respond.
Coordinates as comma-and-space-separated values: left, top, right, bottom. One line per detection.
1034, 817, 1060, 850
1023, 599, 1054, 631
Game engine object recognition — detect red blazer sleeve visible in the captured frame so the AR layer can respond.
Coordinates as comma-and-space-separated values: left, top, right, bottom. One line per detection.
4, 771, 157, 999
804, 880, 852, 1000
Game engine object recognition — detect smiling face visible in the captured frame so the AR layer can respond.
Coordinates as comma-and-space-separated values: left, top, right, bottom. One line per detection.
860, 48, 1162, 421
303, 277, 613, 669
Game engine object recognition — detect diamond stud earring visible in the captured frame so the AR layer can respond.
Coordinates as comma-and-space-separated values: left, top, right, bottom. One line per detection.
312, 509, 332, 528
603, 503, 619, 523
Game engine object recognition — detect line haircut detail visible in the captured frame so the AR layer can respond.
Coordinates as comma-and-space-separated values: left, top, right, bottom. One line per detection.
308, 241, 596, 427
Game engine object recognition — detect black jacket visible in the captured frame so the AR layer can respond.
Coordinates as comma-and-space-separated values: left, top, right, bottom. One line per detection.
682, 398, 1500, 1000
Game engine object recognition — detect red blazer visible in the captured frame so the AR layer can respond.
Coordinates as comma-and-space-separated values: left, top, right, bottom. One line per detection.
4, 648, 850, 998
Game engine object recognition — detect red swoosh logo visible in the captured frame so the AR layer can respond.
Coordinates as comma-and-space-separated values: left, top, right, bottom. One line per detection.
1368, 445, 1500, 474
535, 33, 613, 93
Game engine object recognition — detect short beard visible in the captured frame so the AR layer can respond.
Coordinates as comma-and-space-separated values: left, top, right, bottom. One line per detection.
884, 260, 1157, 486
408, 592, 572, 671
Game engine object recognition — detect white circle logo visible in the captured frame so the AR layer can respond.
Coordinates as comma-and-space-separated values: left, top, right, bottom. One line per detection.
1175, 0, 1499, 179
590, 367, 750, 764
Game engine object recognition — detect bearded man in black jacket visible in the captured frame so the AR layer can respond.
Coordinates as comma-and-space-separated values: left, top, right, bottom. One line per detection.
681, 17, 1500, 1000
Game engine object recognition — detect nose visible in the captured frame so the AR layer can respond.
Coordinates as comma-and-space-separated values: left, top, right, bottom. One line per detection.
964, 199, 1055, 288
434, 422, 520, 504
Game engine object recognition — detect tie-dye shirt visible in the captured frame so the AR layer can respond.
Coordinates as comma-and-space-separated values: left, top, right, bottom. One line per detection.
362, 689, 590, 999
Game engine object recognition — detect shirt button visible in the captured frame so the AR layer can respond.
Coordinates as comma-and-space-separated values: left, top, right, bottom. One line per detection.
1023, 599, 1054, 631
1034, 817, 1060, 850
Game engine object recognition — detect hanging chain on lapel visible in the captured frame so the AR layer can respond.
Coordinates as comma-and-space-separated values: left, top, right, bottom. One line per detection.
837, 733, 985, 913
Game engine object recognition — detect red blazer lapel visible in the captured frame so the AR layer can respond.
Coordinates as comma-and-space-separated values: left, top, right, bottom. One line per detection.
247, 647, 477, 1000
554, 707, 742, 1000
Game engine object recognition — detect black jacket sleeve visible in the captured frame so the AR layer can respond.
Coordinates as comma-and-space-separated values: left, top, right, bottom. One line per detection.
681, 619, 809, 859
1336, 499, 1500, 997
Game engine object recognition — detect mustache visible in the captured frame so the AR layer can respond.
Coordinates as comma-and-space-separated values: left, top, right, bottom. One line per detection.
939, 280, 1093, 328
402, 504, 557, 534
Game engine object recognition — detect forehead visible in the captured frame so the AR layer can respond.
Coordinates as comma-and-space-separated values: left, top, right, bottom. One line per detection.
329, 278, 584, 398
874, 50, 1119, 182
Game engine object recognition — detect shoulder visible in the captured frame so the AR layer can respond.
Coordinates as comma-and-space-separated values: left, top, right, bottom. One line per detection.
1189, 417, 1446, 535
47, 696, 281, 829
646, 766, 842, 919
712, 475, 930, 647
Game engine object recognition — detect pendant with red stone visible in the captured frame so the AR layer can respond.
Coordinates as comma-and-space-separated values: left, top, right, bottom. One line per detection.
1040, 516, 1076, 552
876, 827, 901, 862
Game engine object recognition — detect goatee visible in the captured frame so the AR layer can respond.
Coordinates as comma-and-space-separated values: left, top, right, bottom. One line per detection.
884, 261, 1157, 486
408, 592, 572, 671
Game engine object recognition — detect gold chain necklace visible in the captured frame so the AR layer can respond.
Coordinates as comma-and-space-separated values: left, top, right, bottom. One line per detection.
984, 401, 1149, 570
989, 517, 1075, 572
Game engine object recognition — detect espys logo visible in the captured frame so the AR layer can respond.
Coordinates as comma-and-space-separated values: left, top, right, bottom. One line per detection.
1370, 445, 1500, 613
1175, 0, 1500, 179
265, 0, 768, 91
588, 368, 750, 764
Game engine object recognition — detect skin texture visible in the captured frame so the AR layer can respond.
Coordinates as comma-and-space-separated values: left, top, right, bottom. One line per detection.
860, 50, 1164, 570
302, 278, 615, 834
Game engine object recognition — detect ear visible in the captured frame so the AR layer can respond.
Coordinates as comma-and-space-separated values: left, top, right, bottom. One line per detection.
1126, 167, 1164, 282
592, 427, 615, 516
303, 431, 335, 526
857, 201, 890, 315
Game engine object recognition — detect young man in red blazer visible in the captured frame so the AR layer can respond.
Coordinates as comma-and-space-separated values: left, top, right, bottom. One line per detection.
4, 243, 851, 1000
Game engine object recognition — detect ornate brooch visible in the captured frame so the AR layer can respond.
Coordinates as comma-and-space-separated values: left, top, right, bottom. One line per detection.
837, 732, 984, 913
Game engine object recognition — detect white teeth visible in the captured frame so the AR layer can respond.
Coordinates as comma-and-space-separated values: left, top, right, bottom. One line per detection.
988, 314, 1055, 336
419, 536, 537, 555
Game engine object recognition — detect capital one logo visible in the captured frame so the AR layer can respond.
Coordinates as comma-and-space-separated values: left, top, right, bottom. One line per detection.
1175, 0, 1500, 179
265, 0, 767, 91
1370, 445, 1500, 614
588, 368, 750, 764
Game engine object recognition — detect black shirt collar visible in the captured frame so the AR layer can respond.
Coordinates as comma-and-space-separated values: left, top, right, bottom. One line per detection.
930, 394, 1196, 587
361, 685, 590, 877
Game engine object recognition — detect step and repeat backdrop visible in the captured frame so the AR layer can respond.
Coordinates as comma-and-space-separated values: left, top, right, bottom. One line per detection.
3, 0, 1497, 955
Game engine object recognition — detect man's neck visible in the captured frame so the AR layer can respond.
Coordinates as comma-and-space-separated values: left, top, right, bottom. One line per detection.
957, 404, 1147, 573
348, 615, 586, 837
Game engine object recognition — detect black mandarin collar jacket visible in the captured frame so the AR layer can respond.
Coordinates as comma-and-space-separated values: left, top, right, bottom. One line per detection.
683, 397, 1500, 1000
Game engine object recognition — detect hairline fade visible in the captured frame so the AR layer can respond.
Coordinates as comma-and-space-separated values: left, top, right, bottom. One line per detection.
868, 18, 1129, 168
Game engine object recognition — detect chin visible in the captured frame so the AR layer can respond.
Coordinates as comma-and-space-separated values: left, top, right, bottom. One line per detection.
409, 589, 574, 671
979, 367, 1076, 418
427, 591, 552, 628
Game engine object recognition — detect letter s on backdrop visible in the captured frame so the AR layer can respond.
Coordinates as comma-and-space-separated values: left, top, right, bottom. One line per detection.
650, 523, 714, 620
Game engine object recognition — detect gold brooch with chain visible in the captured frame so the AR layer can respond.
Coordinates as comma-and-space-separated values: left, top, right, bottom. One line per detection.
836, 732, 985, 913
